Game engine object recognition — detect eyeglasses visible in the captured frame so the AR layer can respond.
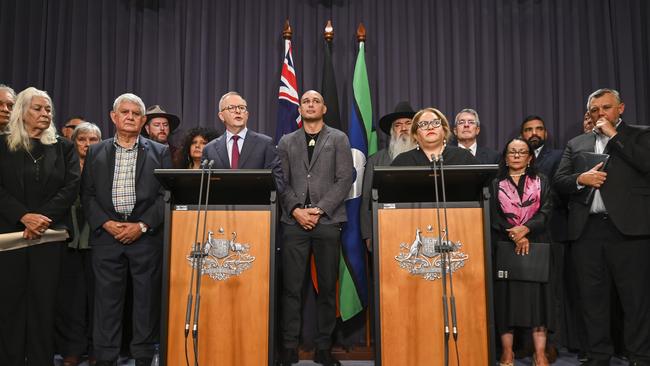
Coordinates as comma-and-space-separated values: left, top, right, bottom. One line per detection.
507, 150, 530, 157
221, 105, 248, 113
456, 119, 477, 127
416, 119, 442, 130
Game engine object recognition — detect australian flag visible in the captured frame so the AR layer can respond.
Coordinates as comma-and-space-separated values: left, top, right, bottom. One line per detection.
275, 39, 301, 143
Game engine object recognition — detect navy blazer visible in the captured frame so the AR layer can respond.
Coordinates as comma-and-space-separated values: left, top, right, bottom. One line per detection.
0, 136, 80, 233
201, 128, 284, 192
81, 136, 172, 245
554, 122, 650, 239
535, 144, 563, 180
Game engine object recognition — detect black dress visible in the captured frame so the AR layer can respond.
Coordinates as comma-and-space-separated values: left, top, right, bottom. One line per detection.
489, 173, 557, 334
0, 136, 80, 365
391, 145, 479, 166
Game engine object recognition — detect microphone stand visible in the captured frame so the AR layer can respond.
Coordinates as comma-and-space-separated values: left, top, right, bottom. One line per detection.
192, 160, 214, 366
438, 155, 459, 347
185, 160, 208, 340
431, 154, 450, 366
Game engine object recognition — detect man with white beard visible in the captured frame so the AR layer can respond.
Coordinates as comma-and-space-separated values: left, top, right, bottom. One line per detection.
360, 102, 416, 250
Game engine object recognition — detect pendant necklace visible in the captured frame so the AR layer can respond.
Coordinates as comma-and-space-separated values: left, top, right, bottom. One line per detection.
306, 131, 320, 147
25, 149, 44, 182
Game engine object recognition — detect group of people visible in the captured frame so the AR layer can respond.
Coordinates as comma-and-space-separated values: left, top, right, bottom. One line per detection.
0, 83, 649, 366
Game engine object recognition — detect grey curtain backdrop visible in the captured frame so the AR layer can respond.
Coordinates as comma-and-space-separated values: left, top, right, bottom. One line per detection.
1, 0, 649, 151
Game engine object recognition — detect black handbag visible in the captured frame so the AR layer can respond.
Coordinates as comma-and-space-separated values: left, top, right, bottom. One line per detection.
495, 241, 551, 283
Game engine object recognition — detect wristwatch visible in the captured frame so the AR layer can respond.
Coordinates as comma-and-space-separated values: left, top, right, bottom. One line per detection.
138, 222, 148, 233
314, 207, 324, 215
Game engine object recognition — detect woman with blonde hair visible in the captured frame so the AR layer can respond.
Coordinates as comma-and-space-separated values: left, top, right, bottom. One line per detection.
391, 107, 477, 166
0, 87, 80, 364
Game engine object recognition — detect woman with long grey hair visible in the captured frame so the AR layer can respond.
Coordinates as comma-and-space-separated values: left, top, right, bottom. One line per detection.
0, 87, 80, 364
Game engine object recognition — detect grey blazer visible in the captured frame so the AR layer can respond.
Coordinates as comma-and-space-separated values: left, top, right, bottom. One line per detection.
278, 124, 353, 225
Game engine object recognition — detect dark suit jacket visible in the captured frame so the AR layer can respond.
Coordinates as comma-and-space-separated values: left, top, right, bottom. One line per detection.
553, 122, 650, 239
0, 136, 80, 233
81, 136, 172, 245
476, 145, 501, 164
201, 128, 284, 192
360, 148, 392, 240
278, 125, 353, 225
535, 144, 563, 180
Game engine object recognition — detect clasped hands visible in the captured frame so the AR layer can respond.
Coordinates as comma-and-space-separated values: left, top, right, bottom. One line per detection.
103, 220, 142, 245
20, 213, 52, 240
292, 207, 322, 231
507, 225, 530, 255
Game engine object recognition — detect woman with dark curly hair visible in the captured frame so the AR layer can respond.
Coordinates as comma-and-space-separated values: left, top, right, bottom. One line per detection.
173, 127, 220, 168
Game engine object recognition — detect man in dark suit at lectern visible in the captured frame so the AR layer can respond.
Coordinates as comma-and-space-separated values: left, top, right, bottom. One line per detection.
276, 90, 353, 366
202, 91, 283, 191
554, 88, 650, 366
81, 93, 172, 366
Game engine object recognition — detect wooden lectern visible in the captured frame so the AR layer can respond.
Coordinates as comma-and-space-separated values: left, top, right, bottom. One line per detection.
372, 165, 497, 365
155, 169, 277, 366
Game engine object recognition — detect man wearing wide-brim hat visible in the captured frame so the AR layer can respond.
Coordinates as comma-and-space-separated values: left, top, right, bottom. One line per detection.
142, 105, 180, 146
360, 101, 416, 250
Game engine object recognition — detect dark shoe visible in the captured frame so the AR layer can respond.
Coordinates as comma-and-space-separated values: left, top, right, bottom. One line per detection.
313, 349, 341, 366
62, 355, 81, 366
577, 351, 589, 363
276, 348, 298, 365
135, 358, 153, 366
580, 359, 610, 366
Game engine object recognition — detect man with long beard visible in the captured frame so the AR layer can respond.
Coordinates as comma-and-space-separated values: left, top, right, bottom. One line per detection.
360, 101, 416, 250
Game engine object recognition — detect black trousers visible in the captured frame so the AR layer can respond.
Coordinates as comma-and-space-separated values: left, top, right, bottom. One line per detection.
572, 214, 650, 363
281, 223, 341, 350
55, 247, 95, 357
92, 241, 162, 361
0, 242, 62, 365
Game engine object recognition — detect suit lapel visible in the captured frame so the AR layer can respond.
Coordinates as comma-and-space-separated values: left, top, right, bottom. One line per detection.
238, 131, 254, 168
135, 136, 147, 183
298, 130, 310, 170
309, 125, 330, 169
216, 135, 230, 168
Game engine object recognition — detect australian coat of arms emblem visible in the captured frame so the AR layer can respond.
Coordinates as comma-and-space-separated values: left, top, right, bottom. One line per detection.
187, 230, 255, 281
394, 228, 469, 281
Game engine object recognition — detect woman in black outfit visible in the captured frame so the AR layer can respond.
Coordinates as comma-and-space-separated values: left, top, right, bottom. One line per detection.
0, 87, 80, 365
391, 107, 477, 166
490, 137, 554, 366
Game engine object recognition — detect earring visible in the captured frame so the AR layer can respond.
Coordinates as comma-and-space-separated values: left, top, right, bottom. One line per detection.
416, 143, 420, 150
527, 162, 530, 167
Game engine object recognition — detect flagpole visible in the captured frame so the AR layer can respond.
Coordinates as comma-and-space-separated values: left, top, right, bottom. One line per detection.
356, 22, 373, 351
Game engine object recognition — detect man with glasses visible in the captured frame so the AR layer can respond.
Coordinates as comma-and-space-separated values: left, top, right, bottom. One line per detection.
61, 116, 85, 140
202, 91, 282, 185
0, 84, 16, 134
452, 108, 499, 164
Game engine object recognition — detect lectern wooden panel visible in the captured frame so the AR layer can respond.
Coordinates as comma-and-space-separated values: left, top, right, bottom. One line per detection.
377, 207, 488, 365
165, 210, 271, 366
372, 166, 497, 366
155, 169, 277, 366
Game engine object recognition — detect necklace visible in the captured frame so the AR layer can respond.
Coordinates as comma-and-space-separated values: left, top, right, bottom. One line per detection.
306, 131, 320, 147
25, 149, 44, 182
25, 149, 44, 164
509, 172, 526, 177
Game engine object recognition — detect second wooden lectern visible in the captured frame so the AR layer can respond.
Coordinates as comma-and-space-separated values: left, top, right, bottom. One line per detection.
155, 169, 277, 366
372, 165, 497, 365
